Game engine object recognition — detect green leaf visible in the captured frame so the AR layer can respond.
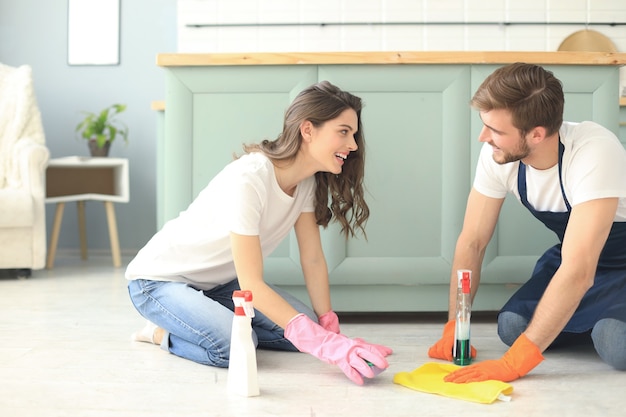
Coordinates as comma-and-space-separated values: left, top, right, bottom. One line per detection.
75, 103, 129, 147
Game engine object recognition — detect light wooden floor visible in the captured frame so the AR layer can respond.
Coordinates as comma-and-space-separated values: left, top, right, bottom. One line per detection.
1, 255, 624, 417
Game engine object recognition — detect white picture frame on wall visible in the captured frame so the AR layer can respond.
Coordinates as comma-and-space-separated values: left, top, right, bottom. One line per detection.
67, 0, 120, 65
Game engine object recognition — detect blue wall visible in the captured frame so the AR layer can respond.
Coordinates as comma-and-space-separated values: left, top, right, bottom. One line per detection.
0, 0, 177, 256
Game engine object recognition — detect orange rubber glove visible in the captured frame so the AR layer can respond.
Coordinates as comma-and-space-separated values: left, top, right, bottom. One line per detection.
444, 333, 544, 383
428, 320, 477, 361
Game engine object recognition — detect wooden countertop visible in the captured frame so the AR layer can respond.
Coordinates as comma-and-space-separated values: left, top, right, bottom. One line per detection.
157, 51, 626, 67
155, 98, 626, 110
151, 100, 165, 111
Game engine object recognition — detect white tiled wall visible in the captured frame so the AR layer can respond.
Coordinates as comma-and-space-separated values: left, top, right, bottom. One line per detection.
177, 0, 626, 53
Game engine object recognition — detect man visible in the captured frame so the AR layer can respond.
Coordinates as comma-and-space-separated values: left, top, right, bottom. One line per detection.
428, 63, 626, 383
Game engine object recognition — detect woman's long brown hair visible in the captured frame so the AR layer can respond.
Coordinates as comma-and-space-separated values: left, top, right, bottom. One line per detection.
242, 81, 369, 239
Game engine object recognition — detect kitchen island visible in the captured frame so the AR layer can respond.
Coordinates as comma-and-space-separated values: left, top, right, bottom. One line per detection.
155, 51, 626, 312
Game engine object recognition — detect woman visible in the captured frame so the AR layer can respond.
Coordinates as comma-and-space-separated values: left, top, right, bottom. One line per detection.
127, 81, 391, 385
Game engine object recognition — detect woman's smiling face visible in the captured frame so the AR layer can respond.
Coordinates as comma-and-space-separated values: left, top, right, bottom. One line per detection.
306, 108, 358, 174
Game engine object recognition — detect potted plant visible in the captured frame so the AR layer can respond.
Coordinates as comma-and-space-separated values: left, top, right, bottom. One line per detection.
75, 103, 128, 157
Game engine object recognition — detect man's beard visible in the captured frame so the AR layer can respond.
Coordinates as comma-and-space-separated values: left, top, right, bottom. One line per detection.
492, 138, 530, 165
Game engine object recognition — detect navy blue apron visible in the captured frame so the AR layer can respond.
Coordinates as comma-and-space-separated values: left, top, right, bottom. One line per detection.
500, 141, 626, 332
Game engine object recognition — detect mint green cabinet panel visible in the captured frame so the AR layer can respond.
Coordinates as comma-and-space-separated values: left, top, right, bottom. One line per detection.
162, 71, 194, 225
161, 66, 317, 225
556, 66, 620, 134
469, 65, 621, 286
193, 91, 297, 271
169, 67, 318, 282
314, 66, 471, 286
192, 93, 287, 195
155, 109, 166, 229
357, 91, 445, 257
619, 106, 626, 146
167, 66, 318, 94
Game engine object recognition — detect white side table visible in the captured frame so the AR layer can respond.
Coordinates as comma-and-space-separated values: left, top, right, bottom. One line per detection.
45, 156, 129, 268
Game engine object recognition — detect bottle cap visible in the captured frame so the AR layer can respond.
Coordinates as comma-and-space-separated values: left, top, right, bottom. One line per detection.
233, 290, 253, 302
456, 269, 471, 287
232, 290, 255, 318
461, 271, 470, 294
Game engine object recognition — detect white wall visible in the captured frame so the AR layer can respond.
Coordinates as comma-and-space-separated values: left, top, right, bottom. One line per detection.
177, 0, 626, 53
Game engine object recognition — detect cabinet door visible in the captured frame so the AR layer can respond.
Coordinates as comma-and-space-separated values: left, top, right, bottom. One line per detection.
262, 66, 472, 303
469, 65, 621, 291
162, 65, 317, 223
162, 65, 319, 280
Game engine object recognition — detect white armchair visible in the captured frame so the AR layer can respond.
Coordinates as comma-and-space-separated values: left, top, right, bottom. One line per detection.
0, 63, 49, 277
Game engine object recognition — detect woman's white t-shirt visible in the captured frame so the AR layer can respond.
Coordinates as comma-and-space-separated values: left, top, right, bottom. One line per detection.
125, 152, 316, 290
473, 121, 626, 220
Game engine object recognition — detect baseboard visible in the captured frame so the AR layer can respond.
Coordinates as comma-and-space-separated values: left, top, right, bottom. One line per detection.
50, 248, 137, 258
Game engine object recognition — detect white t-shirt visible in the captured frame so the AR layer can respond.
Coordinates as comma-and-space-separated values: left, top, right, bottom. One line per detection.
473, 121, 626, 220
125, 152, 316, 290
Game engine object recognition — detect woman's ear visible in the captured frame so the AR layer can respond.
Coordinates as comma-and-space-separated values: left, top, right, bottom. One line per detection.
300, 120, 313, 142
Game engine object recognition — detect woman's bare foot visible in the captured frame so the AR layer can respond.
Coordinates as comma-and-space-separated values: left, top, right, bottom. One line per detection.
131, 321, 163, 344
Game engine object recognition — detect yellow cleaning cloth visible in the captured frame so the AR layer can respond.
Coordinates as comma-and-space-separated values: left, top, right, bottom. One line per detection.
393, 362, 513, 404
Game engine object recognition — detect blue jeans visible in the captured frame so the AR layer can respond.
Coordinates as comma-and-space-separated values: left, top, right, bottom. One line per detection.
498, 311, 626, 370
128, 278, 316, 367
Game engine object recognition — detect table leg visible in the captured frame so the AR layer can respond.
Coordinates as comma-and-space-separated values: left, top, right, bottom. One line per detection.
46, 202, 65, 269
77, 200, 87, 260
104, 201, 121, 267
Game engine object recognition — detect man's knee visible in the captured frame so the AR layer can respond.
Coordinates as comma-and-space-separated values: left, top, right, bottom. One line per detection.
497, 311, 529, 347
592, 318, 626, 371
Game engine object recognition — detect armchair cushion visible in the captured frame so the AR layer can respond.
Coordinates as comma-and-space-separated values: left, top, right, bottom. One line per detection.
0, 189, 33, 227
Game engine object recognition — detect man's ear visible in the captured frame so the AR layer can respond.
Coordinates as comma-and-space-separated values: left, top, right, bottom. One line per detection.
530, 126, 547, 144
300, 120, 313, 141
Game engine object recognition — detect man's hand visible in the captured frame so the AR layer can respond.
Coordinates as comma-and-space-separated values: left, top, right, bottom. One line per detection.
428, 320, 477, 361
444, 333, 544, 383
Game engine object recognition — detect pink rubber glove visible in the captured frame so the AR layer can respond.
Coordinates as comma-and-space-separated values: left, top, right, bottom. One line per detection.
318, 310, 340, 333
353, 337, 393, 376
318, 312, 392, 358
354, 338, 393, 358
285, 314, 389, 385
